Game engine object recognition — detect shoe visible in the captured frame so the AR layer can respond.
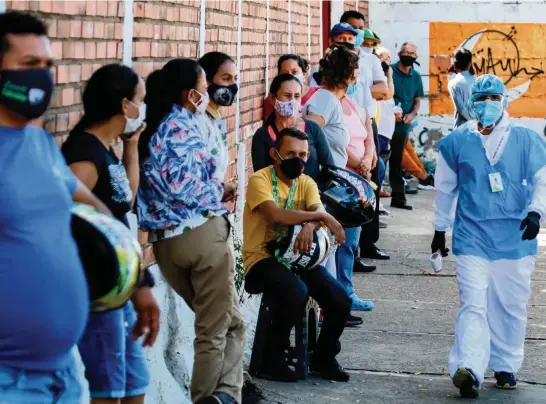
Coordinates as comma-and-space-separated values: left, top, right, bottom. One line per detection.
380, 189, 391, 198
351, 296, 374, 311
405, 186, 418, 195
345, 314, 363, 327
196, 393, 237, 404
494, 372, 517, 390
258, 360, 298, 383
360, 246, 390, 260
242, 379, 283, 403
353, 258, 377, 272
419, 175, 434, 187
311, 357, 350, 382
391, 199, 413, 210
452, 368, 479, 399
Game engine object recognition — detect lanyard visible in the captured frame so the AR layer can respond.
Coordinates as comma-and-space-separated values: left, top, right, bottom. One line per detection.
490, 125, 510, 163
271, 166, 297, 268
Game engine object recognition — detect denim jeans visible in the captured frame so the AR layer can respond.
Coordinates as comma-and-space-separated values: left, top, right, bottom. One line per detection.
377, 155, 386, 190
335, 226, 361, 299
245, 258, 351, 363
0, 360, 81, 403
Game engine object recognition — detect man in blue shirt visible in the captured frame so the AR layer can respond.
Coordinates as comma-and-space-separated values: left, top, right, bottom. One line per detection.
447, 48, 476, 128
390, 42, 424, 210
0, 11, 108, 403
432, 74, 546, 399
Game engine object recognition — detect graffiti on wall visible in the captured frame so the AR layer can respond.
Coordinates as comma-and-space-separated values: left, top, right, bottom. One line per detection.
429, 22, 546, 118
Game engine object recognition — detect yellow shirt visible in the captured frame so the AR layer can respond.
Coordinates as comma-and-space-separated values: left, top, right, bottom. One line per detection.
242, 167, 323, 274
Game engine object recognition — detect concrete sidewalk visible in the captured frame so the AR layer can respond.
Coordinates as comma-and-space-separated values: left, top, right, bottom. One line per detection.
256, 190, 546, 403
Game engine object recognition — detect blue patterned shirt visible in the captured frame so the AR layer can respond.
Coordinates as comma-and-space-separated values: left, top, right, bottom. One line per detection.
137, 105, 227, 232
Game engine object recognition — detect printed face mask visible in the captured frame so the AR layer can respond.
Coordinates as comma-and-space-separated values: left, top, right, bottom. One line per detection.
276, 150, 307, 179
208, 83, 238, 107
473, 100, 503, 128
274, 99, 302, 118
0, 68, 54, 120
191, 89, 209, 114
124, 102, 146, 134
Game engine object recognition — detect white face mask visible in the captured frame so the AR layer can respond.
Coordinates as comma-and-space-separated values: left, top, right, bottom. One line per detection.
124, 102, 146, 134
294, 74, 305, 85
191, 89, 209, 114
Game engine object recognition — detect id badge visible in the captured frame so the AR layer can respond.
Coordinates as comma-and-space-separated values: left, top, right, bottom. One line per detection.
489, 172, 504, 193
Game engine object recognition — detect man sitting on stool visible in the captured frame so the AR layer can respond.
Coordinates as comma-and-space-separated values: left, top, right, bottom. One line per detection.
243, 127, 350, 383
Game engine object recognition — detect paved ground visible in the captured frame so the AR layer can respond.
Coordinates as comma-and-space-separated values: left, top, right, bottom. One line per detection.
257, 190, 546, 403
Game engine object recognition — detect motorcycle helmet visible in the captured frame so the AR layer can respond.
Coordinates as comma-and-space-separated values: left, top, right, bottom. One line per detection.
315, 165, 376, 228
267, 224, 332, 273
71, 203, 142, 312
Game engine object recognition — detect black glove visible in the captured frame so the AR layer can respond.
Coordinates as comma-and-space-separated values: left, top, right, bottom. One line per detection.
520, 211, 541, 240
431, 231, 449, 257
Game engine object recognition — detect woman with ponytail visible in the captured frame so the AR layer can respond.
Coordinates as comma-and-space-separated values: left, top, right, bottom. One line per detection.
136, 58, 244, 404
62, 63, 159, 404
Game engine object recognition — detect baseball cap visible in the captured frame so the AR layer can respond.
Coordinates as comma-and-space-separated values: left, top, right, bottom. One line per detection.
330, 22, 358, 38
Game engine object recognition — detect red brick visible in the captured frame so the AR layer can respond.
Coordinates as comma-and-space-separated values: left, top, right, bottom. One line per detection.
107, 42, 118, 59
96, 42, 107, 59
57, 20, 70, 38
68, 65, 81, 83
82, 21, 94, 39
56, 113, 69, 132
61, 88, 74, 106
51, 41, 63, 60
68, 111, 81, 130
86, 1, 97, 16
69, 20, 82, 38
96, 1, 108, 16
56, 65, 70, 84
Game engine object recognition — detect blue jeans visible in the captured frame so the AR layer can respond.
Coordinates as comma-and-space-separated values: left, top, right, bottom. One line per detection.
78, 302, 149, 399
335, 226, 361, 299
378, 135, 391, 154
377, 155, 386, 189
0, 361, 81, 403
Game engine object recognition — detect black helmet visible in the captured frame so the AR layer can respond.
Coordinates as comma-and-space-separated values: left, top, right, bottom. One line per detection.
266, 224, 332, 273
315, 165, 376, 228
71, 204, 142, 312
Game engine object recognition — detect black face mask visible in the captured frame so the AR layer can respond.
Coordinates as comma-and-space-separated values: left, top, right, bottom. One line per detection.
208, 83, 238, 107
381, 61, 390, 75
399, 55, 417, 67
335, 42, 355, 51
0, 68, 54, 120
277, 151, 307, 179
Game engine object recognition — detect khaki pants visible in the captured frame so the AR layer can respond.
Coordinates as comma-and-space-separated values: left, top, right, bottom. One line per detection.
153, 215, 244, 403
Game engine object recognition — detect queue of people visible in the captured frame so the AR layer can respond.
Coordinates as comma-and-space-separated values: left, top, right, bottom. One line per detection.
1, 8, 544, 404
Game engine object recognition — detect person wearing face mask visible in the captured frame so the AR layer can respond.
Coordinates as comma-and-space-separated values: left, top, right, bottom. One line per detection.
198, 51, 280, 404
137, 59, 244, 404
263, 54, 317, 121
390, 42, 425, 211
0, 12, 114, 403
252, 74, 333, 178
62, 63, 159, 404
305, 44, 376, 319
431, 74, 546, 399
243, 127, 349, 383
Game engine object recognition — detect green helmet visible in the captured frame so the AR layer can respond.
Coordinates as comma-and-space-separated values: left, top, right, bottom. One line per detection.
71, 203, 142, 312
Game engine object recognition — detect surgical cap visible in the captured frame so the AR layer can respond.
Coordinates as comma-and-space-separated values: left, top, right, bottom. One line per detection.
469, 74, 507, 110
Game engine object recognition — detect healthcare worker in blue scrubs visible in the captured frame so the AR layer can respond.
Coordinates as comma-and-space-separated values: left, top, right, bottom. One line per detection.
431, 74, 546, 399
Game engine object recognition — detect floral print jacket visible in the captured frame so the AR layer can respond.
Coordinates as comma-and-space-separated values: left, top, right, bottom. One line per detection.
137, 104, 226, 232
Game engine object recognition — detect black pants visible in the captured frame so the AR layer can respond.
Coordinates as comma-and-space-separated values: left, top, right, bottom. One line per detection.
359, 120, 381, 250
389, 131, 410, 202
245, 258, 351, 363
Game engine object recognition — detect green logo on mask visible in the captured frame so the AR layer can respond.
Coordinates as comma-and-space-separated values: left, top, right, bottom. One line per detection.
1, 81, 28, 103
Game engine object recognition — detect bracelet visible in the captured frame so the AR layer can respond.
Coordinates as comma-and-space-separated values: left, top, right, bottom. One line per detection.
138, 268, 155, 288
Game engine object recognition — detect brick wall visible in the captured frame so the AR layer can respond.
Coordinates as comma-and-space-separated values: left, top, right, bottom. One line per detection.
4, 0, 369, 266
